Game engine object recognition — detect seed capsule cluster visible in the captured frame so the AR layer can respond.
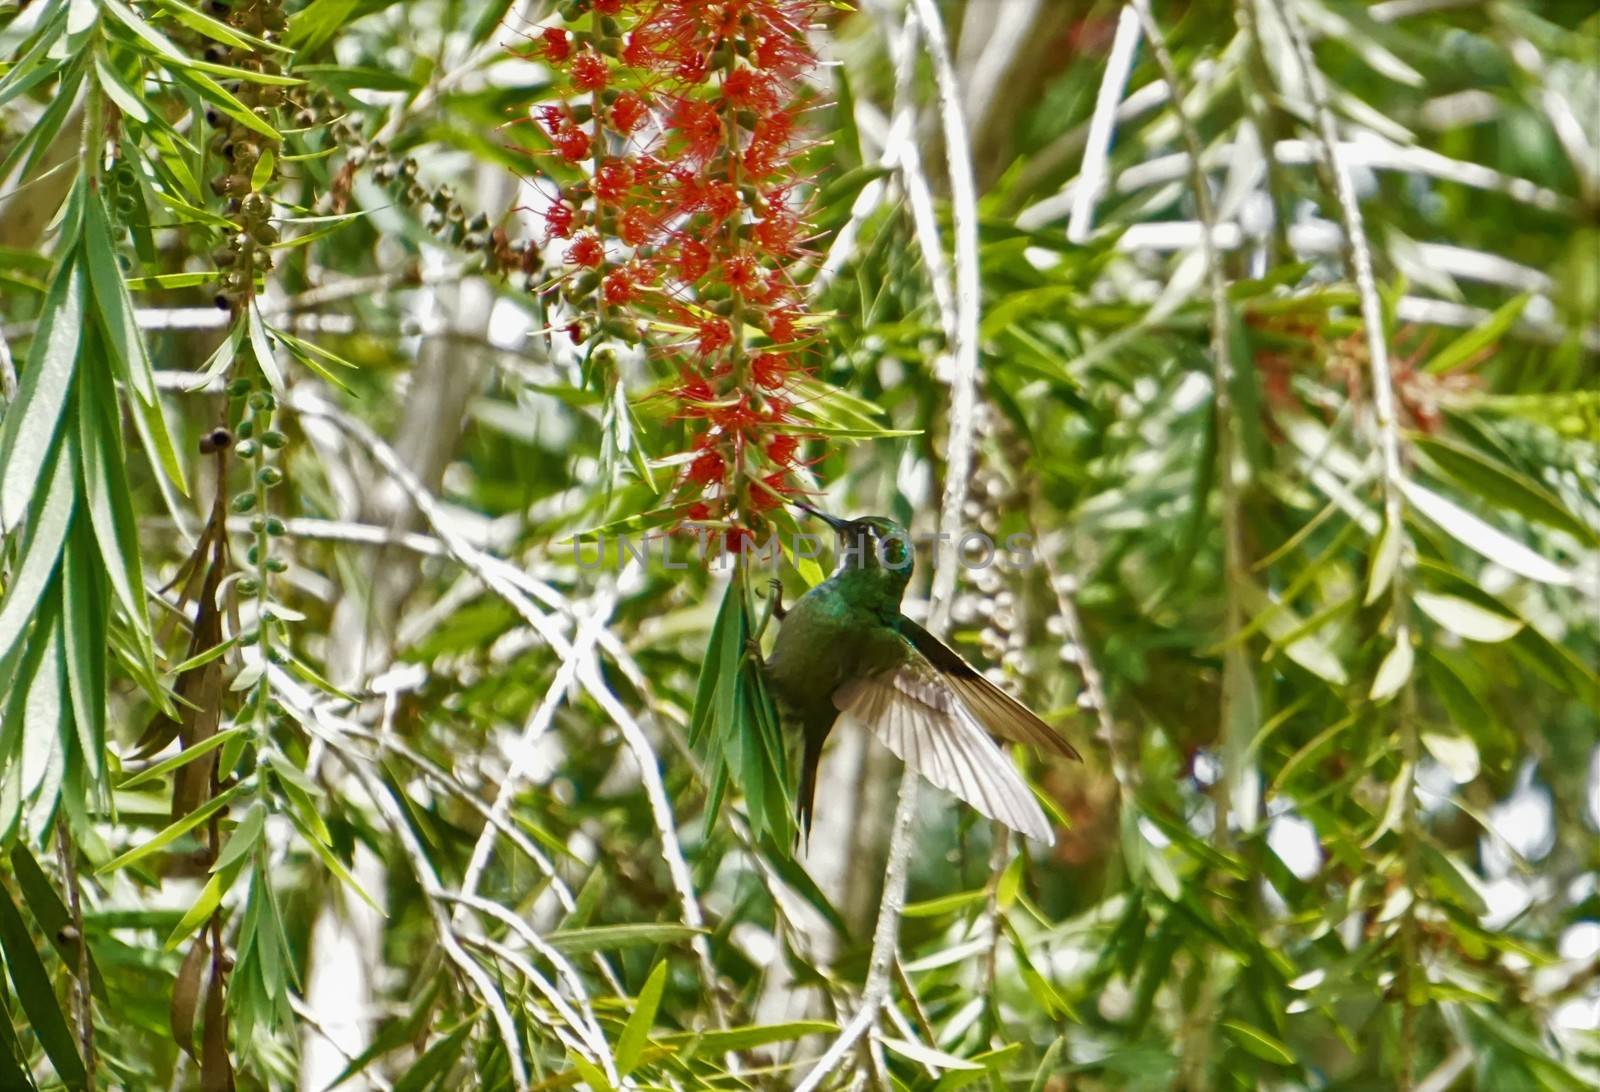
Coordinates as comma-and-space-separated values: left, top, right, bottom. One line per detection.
203, 0, 288, 307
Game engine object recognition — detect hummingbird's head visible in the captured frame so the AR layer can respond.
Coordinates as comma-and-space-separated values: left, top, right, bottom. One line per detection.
796, 506, 913, 575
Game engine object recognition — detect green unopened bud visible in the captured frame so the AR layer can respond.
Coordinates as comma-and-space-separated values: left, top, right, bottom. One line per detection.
257, 466, 283, 487
264, 517, 286, 536
261, 430, 287, 449
230, 492, 258, 513
235, 440, 258, 459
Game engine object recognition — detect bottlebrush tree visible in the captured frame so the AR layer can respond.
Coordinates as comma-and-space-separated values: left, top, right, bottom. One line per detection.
519, 0, 842, 546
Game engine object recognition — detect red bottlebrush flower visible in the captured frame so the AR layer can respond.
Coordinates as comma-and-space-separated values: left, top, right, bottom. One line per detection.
767, 307, 799, 344
701, 181, 740, 222
592, 0, 624, 14
603, 268, 634, 304
669, 99, 723, 161
687, 448, 725, 485
619, 205, 655, 246
723, 254, 762, 298
677, 238, 710, 282
751, 351, 790, 389
622, 31, 654, 69
675, 50, 710, 84
722, 67, 777, 113
554, 125, 592, 161
752, 210, 799, 256
538, 105, 566, 132
544, 200, 576, 239
723, 526, 753, 554
675, 371, 715, 404
594, 158, 635, 202
755, 32, 809, 76
686, 501, 712, 521
611, 92, 648, 133
572, 52, 609, 92
763, 395, 790, 421
697, 317, 732, 356
543, 27, 571, 62
750, 472, 790, 511
766, 433, 799, 465
566, 232, 604, 267
564, 321, 584, 342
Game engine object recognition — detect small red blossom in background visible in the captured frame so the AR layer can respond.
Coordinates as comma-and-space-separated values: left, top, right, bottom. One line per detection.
519, 0, 832, 551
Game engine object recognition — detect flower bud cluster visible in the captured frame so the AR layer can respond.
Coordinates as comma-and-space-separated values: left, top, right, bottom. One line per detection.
521, 0, 829, 540
201, 0, 289, 308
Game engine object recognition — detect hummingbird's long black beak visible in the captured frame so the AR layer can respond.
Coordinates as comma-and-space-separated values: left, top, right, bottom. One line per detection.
794, 503, 851, 532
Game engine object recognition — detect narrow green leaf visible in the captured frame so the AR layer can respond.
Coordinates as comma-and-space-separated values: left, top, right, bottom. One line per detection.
94, 55, 150, 122
617, 961, 667, 1076
0, 254, 83, 530
1413, 592, 1522, 643
0, 436, 75, 665
1424, 294, 1529, 374
544, 923, 703, 955
1221, 1019, 1295, 1065
97, 782, 247, 873
392, 1020, 473, 1092
1401, 479, 1574, 586
1370, 634, 1414, 703
248, 305, 285, 389
0, 881, 87, 1088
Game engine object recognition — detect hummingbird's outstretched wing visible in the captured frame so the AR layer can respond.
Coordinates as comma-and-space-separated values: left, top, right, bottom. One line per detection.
900, 618, 1082, 761
834, 660, 1056, 844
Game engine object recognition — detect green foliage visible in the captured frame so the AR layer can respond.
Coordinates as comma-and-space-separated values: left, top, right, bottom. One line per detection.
0, 0, 1596, 1088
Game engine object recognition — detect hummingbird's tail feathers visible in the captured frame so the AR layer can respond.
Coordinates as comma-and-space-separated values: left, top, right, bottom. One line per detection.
901, 618, 1082, 761
794, 735, 825, 851
834, 667, 1056, 846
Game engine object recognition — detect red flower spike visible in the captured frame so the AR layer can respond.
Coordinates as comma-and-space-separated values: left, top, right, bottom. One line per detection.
697, 317, 732, 356
619, 205, 655, 247
603, 268, 634, 305
751, 351, 790, 388
592, 0, 624, 14
572, 52, 609, 92
686, 501, 712, 521
594, 158, 635, 202
766, 434, 799, 465
566, 232, 604, 267
767, 308, 799, 344
750, 472, 790, 512
544, 200, 576, 239
543, 27, 571, 62
677, 238, 710, 283
611, 92, 649, 133
675, 50, 710, 83
622, 31, 654, 69
752, 210, 799, 256
722, 67, 778, 113
723, 254, 762, 298
701, 181, 740, 222
687, 449, 725, 485
554, 126, 592, 161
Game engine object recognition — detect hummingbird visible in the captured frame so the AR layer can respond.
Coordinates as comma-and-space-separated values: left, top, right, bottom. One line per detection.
761, 506, 1081, 845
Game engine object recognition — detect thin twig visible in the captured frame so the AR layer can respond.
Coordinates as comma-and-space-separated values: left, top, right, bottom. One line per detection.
1067, 6, 1143, 244
56, 821, 95, 1092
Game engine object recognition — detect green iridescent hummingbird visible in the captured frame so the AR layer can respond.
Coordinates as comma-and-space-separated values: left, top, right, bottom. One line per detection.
760, 506, 1081, 845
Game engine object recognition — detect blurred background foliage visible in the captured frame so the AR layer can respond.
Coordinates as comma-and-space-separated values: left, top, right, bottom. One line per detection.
0, 0, 1597, 1089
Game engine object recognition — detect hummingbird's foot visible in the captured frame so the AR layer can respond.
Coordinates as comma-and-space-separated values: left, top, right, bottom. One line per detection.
765, 578, 786, 620
743, 636, 765, 665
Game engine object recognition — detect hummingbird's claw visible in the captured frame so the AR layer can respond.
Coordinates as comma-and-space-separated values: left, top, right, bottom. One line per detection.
766, 577, 787, 619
